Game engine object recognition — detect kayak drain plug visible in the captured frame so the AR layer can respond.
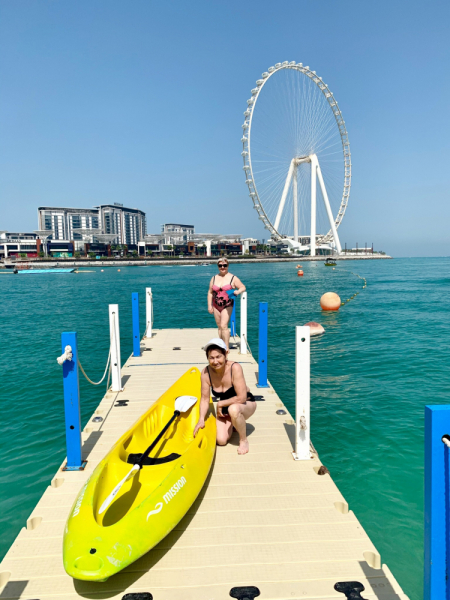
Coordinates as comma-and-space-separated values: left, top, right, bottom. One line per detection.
89, 548, 96, 554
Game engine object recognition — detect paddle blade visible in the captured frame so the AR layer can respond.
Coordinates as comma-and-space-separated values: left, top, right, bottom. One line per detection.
98, 463, 140, 515
175, 395, 198, 413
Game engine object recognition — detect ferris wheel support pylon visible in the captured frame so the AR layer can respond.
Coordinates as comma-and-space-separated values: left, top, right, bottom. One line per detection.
311, 156, 317, 256
293, 166, 298, 244
316, 157, 342, 254
274, 160, 295, 231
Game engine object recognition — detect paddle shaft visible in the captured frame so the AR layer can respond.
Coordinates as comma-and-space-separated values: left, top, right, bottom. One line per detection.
138, 410, 180, 468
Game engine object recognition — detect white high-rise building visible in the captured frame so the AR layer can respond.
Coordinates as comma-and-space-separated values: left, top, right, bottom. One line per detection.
37, 203, 146, 246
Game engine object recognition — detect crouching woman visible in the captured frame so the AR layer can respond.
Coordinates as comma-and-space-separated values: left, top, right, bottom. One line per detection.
193, 338, 256, 455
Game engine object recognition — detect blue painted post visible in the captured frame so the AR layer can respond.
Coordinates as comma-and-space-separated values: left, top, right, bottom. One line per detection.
230, 300, 236, 337
424, 405, 450, 600
256, 302, 269, 388
61, 332, 83, 470
132, 292, 140, 357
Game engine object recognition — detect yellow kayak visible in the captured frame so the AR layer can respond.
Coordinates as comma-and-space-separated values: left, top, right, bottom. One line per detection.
63, 367, 216, 581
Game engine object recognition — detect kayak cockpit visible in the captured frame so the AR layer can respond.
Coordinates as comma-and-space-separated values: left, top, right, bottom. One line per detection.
92, 398, 199, 527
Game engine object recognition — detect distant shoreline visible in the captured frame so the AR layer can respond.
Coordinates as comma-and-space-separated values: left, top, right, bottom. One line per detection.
2, 254, 392, 269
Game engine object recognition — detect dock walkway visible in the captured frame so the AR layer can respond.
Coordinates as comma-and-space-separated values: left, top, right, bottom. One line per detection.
0, 328, 408, 600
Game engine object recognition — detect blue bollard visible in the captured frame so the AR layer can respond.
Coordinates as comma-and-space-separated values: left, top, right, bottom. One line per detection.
61, 332, 84, 470
230, 300, 236, 337
424, 405, 450, 600
132, 292, 140, 357
256, 302, 269, 388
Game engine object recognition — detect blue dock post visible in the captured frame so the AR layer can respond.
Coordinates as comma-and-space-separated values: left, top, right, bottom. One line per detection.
132, 292, 140, 357
256, 302, 269, 388
230, 300, 236, 337
61, 332, 84, 470
424, 405, 450, 600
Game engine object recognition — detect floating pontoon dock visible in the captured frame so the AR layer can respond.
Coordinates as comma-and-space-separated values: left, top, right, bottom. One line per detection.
0, 328, 409, 600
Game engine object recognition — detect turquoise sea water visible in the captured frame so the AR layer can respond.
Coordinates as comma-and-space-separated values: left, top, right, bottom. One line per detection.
1, 258, 450, 599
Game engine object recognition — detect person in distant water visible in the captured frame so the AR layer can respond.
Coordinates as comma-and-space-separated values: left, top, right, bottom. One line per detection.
193, 339, 256, 455
207, 259, 245, 351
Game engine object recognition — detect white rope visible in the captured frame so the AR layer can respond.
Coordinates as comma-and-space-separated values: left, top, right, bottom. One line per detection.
78, 350, 111, 386
106, 360, 111, 393
57, 345, 73, 365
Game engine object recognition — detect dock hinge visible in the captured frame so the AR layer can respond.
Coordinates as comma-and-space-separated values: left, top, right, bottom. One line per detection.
334, 581, 368, 599
230, 586, 261, 600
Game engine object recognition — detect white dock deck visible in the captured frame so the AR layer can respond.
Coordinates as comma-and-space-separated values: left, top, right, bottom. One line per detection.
0, 328, 409, 600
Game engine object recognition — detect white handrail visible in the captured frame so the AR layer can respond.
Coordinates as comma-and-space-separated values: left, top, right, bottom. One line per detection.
240, 292, 248, 354
292, 326, 311, 460
109, 304, 123, 392
145, 287, 153, 338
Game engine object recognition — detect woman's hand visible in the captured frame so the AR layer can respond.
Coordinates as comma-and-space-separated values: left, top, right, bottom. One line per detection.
217, 403, 224, 418
208, 305, 214, 314
193, 418, 205, 438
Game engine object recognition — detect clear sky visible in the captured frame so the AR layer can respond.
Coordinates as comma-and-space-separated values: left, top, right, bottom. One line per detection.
1, 0, 449, 256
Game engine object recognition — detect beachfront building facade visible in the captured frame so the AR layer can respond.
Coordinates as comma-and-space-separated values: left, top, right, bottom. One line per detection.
0, 232, 40, 258
138, 231, 259, 257
160, 223, 195, 245
37, 204, 146, 247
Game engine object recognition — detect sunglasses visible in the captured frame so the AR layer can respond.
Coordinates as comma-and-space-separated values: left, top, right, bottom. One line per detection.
218, 264, 228, 268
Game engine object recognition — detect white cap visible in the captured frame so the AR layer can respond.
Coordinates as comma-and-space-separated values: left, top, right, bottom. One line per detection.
203, 338, 227, 353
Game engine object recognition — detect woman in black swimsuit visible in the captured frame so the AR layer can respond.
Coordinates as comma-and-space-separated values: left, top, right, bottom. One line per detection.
193, 338, 256, 455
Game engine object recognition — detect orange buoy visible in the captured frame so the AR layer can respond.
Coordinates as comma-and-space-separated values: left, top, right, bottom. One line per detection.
320, 292, 341, 311
297, 270, 304, 277
304, 321, 325, 336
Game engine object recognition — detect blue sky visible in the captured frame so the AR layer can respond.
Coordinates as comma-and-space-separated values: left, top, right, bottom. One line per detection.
1, 0, 449, 256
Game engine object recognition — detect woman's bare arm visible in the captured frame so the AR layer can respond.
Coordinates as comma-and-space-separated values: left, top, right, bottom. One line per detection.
232, 275, 246, 296
193, 369, 212, 437
207, 277, 214, 313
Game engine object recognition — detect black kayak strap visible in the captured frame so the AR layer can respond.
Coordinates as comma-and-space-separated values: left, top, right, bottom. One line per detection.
127, 452, 181, 466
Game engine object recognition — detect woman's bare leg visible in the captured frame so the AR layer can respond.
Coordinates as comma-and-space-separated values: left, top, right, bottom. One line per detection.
219, 306, 233, 350
212, 307, 222, 340
216, 416, 234, 445
227, 402, 257, 454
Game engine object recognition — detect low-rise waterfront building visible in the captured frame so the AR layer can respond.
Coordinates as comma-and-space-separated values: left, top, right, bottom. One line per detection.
161, 223, 194, 244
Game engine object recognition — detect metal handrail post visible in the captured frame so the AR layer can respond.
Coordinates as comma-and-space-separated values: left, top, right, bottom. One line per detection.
240, 291, 247, 354
132, 292, 140, 357
230, 300, 236, 338
109, 304, 123, 391
61, 332, 83, 470
145, 287, 153, 338
292, 326, 311, 460
424, 405, 450, 600
256, 302, 269, 388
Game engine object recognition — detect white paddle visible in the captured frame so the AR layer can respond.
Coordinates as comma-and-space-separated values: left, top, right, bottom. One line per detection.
98, 395, 198, 515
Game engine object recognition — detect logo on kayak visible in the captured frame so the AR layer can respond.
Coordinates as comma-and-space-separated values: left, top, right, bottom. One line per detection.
146, 502, 163, 520
163, 476, 186, 505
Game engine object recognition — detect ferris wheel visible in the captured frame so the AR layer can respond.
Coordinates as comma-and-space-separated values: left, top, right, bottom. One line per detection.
241, 61, 351, 255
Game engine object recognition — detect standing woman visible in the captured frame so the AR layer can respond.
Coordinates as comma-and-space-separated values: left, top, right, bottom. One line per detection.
208, 258, 245, 351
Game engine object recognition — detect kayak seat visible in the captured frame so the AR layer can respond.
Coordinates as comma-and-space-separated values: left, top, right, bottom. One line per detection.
126, 452, 181, 466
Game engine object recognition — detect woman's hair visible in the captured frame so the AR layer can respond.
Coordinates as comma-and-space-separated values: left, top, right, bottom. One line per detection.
217, 258, 229, 265
206, 344, 227, 358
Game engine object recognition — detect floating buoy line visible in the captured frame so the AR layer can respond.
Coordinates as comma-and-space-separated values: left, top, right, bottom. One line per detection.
339, 270, 367, 306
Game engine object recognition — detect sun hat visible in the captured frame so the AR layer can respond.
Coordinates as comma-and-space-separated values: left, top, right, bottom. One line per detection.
203, 338, 227, 353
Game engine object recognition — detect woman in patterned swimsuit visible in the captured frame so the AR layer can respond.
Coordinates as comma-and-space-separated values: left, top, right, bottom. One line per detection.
207, 258, 246, 351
